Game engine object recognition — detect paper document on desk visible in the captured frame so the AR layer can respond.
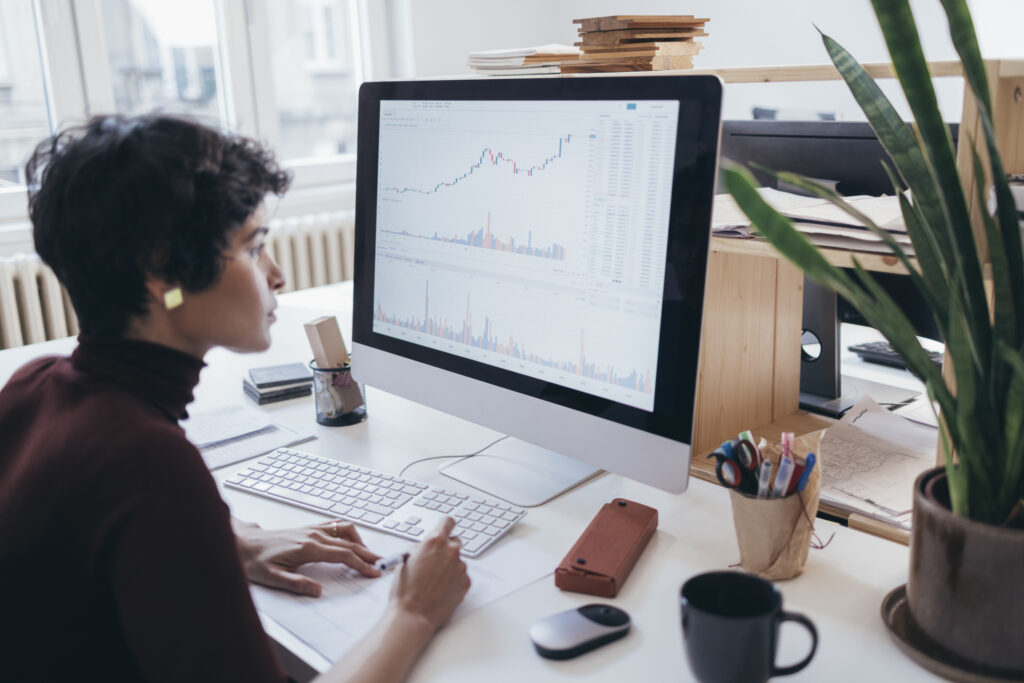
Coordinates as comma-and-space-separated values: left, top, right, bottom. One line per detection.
819, 396, 938, 529
185, 405, 314, 470
251, 534, 557, 663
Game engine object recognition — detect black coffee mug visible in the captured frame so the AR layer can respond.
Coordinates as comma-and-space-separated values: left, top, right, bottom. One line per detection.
680, 571, 818, 683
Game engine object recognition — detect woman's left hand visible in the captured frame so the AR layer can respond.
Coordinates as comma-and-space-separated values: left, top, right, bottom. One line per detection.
232, 518, 382, 597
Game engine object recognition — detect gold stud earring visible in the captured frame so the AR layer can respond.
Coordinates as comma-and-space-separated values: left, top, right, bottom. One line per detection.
163, 287, 183, 310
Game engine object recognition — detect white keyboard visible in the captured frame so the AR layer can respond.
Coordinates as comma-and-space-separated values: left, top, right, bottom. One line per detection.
223, 448, 526, 558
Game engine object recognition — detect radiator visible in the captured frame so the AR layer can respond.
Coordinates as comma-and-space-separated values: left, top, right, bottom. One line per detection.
0, 254, 78, 349
267, 210, 355, 293
0, 210, 355, 349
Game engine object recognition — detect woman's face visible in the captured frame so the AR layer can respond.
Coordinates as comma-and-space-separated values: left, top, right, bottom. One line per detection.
170, 206, 285, 356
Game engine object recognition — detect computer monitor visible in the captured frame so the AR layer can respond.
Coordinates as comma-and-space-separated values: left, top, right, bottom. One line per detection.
351, 76, 723, 505
719, 120, 951, 415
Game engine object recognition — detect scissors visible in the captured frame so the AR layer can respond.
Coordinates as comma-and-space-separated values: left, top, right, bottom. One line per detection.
707, 438, 760, 493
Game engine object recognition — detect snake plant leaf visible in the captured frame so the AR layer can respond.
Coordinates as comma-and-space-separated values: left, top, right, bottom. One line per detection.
947, 298, 1005, 521
820, 33, 956, 275
722, 166, 859, 300
821, 30, 991, 352
759, 167, 942, 309
870, 1, 971, 240
845, 260, 952, 408
969, 141, 1017, 349
945, 0, 1024, 346
870, 0, 993, 361
997, 340, 1024, 511
876, 160, 954, 321
939, 0, 1022, 321
880, 159, 953, 314
939, 0, 991, 109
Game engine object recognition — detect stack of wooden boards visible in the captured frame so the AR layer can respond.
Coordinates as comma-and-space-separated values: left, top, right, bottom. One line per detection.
563, 15, 709, 73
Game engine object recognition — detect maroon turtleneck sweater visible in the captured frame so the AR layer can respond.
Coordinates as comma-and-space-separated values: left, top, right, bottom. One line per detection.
0, 336, 286, 682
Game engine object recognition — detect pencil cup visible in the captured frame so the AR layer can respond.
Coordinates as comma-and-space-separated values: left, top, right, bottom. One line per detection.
309, 360, 366, 426
728, 430, 823, 580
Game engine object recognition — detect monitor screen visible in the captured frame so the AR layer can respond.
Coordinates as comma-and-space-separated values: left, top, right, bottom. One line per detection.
352, 76, 722, 495
372, 98, 678, 412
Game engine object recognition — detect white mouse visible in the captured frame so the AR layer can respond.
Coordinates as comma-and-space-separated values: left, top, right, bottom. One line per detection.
529, 604, 631, 660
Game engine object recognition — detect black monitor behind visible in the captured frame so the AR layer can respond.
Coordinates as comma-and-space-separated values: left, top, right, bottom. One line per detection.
719, 120, 952, 416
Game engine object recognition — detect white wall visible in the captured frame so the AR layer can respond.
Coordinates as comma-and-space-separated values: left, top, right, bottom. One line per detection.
406, 0, 1024, 122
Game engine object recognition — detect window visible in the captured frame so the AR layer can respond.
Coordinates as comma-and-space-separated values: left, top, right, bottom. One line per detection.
0, 1, 52, 188
255, 0, 363, 160
0, 0, 405, 232
100, 0, 228, 123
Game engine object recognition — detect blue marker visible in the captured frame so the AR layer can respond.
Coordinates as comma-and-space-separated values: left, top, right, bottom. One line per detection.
795, 453, 816, 492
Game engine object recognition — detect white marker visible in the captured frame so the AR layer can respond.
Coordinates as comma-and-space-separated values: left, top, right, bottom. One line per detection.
375, 552, 410, 572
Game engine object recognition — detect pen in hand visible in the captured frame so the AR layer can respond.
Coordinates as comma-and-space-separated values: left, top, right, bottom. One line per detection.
375, 552, 410, 572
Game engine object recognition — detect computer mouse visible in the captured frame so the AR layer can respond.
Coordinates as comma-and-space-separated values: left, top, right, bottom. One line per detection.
529, 603, 631, 660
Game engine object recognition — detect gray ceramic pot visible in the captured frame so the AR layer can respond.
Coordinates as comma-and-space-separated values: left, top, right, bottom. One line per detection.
907, 467, 1024, 675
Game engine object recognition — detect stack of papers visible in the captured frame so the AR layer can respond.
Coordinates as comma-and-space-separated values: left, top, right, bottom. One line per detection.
182, 405, 314, 470
818, 396, 937, 530
712, 188, 912, 255
467, 44, 579, 76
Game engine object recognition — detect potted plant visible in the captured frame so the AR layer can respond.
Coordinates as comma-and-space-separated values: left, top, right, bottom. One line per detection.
724, 0, 1024, 676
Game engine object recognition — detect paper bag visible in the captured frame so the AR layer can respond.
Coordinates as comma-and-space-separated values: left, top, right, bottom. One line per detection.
729, 430, 823, 580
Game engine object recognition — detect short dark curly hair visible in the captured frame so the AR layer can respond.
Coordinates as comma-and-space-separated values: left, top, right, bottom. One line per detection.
26, 114, 291, 338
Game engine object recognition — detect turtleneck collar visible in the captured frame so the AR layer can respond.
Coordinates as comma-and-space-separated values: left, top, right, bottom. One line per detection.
70, 335, 206, 422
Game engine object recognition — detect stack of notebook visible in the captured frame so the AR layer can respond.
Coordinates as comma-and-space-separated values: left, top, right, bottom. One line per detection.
467, 44, 580, 76
243, 362, 313, 405
563, 15, 709, 73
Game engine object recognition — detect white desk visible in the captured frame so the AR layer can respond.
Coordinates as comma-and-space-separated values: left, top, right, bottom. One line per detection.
0, 282, 942, 681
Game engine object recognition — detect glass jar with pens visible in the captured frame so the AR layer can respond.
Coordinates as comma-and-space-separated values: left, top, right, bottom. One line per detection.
708, 429, 825, 580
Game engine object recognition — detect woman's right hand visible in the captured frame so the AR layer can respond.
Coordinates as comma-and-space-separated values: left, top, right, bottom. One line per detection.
390, 517, 470, 632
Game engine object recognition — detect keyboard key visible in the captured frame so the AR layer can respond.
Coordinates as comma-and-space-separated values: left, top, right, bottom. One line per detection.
364, 502, 392, 516
267, 486, 332, 510
404, 516, 422, 525
408, 527, 424, 536
463, 535, 487, 553
362, 512, 385, 525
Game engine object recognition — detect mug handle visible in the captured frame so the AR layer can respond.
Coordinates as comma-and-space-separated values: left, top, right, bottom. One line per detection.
771, 611, 818, 676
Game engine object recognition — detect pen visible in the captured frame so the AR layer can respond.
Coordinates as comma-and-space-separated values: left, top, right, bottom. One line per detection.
375, 552, 410, 572
772, 455, 795, 498
756, 460, 773, 499
795, 453, 817, 492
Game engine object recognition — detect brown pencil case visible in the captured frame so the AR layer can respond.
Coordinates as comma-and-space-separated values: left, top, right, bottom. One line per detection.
554, 498, 658, 598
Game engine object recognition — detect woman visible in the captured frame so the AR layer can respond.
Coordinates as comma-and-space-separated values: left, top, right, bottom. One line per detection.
0, 114, 469, 681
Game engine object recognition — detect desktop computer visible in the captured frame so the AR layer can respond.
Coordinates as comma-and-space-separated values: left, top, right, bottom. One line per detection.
351, 76, 723, 505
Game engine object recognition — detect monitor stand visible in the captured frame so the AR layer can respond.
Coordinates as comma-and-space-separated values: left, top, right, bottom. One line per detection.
440, 438, 602, 507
